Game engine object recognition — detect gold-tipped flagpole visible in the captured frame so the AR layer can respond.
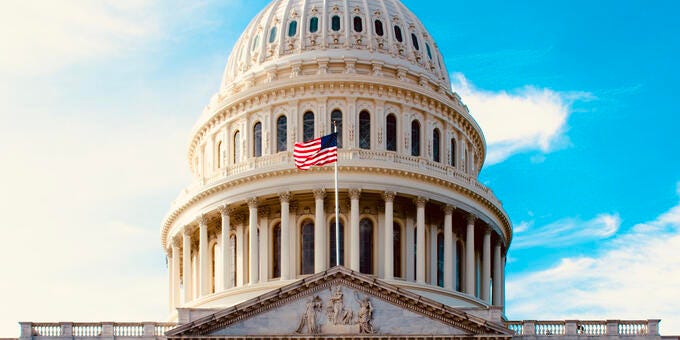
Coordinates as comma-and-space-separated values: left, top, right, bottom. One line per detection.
334, 122, 340, 267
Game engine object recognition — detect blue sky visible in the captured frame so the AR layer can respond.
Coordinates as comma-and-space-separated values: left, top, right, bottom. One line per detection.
0, 0, 678, 337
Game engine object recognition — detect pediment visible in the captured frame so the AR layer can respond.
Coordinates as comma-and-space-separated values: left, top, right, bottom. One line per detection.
167, 266, 512, 338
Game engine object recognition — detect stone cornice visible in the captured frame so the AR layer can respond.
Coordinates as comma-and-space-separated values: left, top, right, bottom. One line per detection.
160, 163, 512, 251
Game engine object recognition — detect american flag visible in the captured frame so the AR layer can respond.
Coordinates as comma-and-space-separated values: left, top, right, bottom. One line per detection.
293, 133, 338, 170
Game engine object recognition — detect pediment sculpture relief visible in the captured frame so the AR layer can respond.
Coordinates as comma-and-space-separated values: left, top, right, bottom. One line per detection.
296, 286, 375, 335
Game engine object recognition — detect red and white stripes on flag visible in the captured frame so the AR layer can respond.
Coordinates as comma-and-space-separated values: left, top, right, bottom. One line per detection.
293, 133, 338, 170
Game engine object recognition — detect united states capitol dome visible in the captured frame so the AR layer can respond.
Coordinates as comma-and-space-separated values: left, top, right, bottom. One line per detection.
221, 0, 450, 91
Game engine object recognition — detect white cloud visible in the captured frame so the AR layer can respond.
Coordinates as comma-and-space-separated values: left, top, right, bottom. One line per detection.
507, 187, 680, 335
512, 213, 620, 249
452, 73, 591, 164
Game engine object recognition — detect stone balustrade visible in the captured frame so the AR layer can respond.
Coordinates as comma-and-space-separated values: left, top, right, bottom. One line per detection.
506, 320, 660, 337
19, 322, 176, 340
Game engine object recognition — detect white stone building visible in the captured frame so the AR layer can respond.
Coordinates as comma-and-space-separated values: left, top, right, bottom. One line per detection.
16, 1, 675, 340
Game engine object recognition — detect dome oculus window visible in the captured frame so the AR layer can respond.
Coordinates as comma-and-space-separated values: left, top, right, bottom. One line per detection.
386, 114, 397, 151
359, 110, 370, 149
450, 138, 456, 167
253, 122, 262, 157
374, 19, 384, 36
268, 27, 277, 43
433, 128, 440, 162
411, 33, 420, 50
288, 20, 297, 37
353, 16, 363, 32
276, 115, 287, 152
411, 120, 420, 156
331, 15, 341, 31
309, 17, 319, 33
394, 25, 403, 42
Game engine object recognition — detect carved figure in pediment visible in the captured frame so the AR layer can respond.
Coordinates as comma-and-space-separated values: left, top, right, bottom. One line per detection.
326, 286, 353, 325
354, 292, 376, 334
296, 295, 322, 334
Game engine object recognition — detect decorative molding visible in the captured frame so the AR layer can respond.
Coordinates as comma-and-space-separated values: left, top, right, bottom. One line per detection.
443, 204, 455, 215
382, 191, 396, 203
348, 188, 361, 200
247, 197, 258, 209
278, 191, 291, 203
415, 196, 428, 208
312, 188, 326, 200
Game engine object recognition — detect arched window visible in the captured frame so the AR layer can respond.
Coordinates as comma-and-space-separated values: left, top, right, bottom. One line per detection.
386, 114, 397, 151
253, 122, 262, 157
433, 128, 440, 162
269, 26, 277, 43
359, 110, 370, 149
252, 35, 259, 51
216, 141, 223, 169
411, 33, 420, 50
374, 20, 384, 36
456, 240, 463, 291
463, 147, 468, 172
288, 21, 297, 37
303, 111, 314, 142
309, 17, 319, 33
233, 131, 241, 163
331, 110, 342, 148
331, 15, 341, 31
411, 120, 420, 156
426, 43, 433, 60
359, 218, 373, 274
272, 223, 281, 278
277, 115, 287, 152
393, 223, 402, 278
230, 234, 237, 287
353, 16, 363, 32
300, 220, 315, 275
394, 25, 403, 42
437, 232, 444, 287
450, 138, 456, 167
329, 218, 344, 267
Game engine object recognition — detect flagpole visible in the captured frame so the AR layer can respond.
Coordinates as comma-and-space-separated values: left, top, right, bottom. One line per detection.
334, 122, 340, 267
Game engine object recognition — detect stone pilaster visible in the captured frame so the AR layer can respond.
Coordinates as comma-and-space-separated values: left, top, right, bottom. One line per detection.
383, 191, 395, 279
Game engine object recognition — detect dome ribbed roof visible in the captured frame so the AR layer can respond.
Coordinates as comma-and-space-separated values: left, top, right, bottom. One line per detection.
221, 0, 450, 91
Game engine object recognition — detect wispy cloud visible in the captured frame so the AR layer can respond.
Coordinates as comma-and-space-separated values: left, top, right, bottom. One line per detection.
512, 214, 620, 249
452, 73, 592, 164
507, 184, 680, 334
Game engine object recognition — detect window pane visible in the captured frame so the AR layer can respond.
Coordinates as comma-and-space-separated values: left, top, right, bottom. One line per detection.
331, 15, 341, 31
359, 218, 373, 274
309, 17, 319, 33
288, 21, 297, 37
426, 43, 432, 60
437, 233, 444, 287
301, 221, 315, 275
277, 116, 287, 152
253, 122, 262, 157
411, 120, 420, 156
329, 219, 344, 267
411, 33, 419, 50
386, 114, 397, 151
359, 111, 370, 149
394, 26, 403, 42
269, 27, 277, 43
374, 20, 384, 36
303, 111, 314, 142
393, 223, 401, 277
331, 110, 342, 148
450, 138, 456, 166
233, 131, 241, 163
433, 128, 440, 162
353, 16, 363, 32
272, 224, 281, 278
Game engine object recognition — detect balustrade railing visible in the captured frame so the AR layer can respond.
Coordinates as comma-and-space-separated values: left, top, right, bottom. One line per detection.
21, 322, 176, 338
578, 321, 607, 336
619, 321, 649, 335
153, 324, 176, 336
535, 321, 566, 335
506, 320, 659, 337
30, 323, 60, 337
112, 324, 144, 337
507, 321, 523, 335
72, 324, 102, 337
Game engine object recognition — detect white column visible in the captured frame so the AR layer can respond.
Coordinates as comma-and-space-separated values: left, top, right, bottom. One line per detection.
219, 206, 232, 290
171, 240, 180, 308
198, 215, 209, 297
482, 228, 491, 303
259, 208, 269, 282
443, 205, 454, 290
236, 218, 245, 286
247, 198, 259, 284
383, 191, 395, 280
349, 188, 361, 271
465, 214, 475, 295
493, 240, 502, 305
182, 229, 193, 303
405, 217, 414, 281
415, 197, 427, 283
279, 192, 291, 280
313, 189, 326, 273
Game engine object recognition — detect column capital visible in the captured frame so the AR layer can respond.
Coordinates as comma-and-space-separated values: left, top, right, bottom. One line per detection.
466, 213, 476, 224
312, 188, 326, 200
383, 191, 396, 202
443, 204, 455, 215
219, 204, 232, 217
196, 214, 208, 226
183, 225, 194, 237
278, 191, 292, 203
349, 188, 361, 200
247, 197, 258, 209
414, 196, 428, 208
172, 236, 182, 248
